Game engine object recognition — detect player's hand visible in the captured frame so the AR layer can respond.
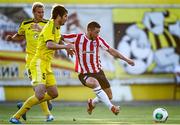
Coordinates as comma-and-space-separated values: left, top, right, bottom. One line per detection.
127, 59, 135, 66
66, 49, 75, 58
5, 35, 12, 41
66, 44, 75, 57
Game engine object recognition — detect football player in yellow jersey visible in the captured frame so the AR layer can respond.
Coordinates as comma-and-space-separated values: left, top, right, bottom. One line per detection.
9, 4, 74, 124
6, 2, 54, 122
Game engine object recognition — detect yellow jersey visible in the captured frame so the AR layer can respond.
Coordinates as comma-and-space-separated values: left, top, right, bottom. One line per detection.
18, 18, 48, 55
34, 19, 61, 62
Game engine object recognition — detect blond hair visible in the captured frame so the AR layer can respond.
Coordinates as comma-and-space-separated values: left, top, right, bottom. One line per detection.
32, 2, 44, 12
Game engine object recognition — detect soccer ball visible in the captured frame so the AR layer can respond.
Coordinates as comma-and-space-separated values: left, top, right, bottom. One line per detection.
153, 108, 168, 122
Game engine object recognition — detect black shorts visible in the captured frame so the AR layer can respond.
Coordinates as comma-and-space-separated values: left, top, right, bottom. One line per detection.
78, 70, 110, 89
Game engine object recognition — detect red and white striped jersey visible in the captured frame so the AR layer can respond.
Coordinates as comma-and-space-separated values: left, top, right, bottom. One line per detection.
63, 33, 110, 74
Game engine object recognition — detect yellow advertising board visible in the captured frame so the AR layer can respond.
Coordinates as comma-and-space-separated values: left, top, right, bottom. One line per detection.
0, 50, 76, 81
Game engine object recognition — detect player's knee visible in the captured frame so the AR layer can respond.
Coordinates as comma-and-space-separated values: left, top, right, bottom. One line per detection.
86, 77, 99, 88
36, 93, 45, 100
53, 93, 58, 98
51, 92, 58, 99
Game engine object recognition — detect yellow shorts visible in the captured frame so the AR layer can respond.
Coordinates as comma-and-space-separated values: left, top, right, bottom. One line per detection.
25, 53, 34, 69
30, 58, 56, 87
25, 54, 34, 79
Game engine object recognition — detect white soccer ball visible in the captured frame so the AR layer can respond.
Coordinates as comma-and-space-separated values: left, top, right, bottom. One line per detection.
153, 108, 168, 122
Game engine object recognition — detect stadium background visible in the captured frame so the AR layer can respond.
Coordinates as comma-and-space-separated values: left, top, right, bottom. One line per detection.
0, 0, 180, 102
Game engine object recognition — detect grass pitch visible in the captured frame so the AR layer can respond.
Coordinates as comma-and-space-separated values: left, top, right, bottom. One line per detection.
0, 101, 180, 124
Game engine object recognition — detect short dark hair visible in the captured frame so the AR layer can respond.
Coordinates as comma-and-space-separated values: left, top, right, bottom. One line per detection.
51, 5, 68, 19
32, 2, 44, 12
87, 21, 101, 30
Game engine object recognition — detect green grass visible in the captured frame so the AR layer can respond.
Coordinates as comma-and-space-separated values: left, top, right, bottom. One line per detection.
0, 101, 180, 124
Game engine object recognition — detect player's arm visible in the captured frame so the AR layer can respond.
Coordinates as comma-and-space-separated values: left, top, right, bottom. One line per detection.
6, 21, 25, 42
59, 36, 75, 57
46, 40, 74, 50
107, 47, 135, 66
99, 36, 134, 66
61, 34, 77, 44
5, 33, 25, 42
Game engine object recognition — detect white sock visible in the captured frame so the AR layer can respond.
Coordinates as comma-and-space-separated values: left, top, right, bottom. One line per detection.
92, 97, 100, 106
93, 86, 113, 110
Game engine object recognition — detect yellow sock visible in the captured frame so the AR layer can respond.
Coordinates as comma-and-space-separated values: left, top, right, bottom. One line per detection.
40, 101, 51, 116
13, 95, 39, 119
12, 93, 53, 119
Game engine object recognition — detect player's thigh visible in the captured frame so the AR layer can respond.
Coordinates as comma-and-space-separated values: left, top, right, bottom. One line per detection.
34, 84, 47, 100
94, 70, 110, 89
78, 73, 99, 88
86, 77, 99, 88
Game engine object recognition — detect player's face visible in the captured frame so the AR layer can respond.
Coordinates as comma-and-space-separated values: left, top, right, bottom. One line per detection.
59, 13, 68, 26
33, 7, 44, 21
89, 27, 100, 40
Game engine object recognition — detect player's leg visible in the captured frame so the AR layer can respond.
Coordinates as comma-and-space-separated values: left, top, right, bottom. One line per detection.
10, 60, 46, 123
40, 102, 52, 117
47, 100, 53, 110
90, 70, 112, 106
10, 94, 41, 124
44, 86, 58, 121
103, 88, 112, 99
9, 60, 54, 124
88, 70, 112, 107
10, 84, 55, 123
46, 69, 58, 99
103, 87, 120, 115
16, 98, 53, 121
99, 70, 120, 115
98, 70, 120, 115
15, 68, 32, 121
29, 68, 54, 120
10, 83, 58, 123
10, 92, 43, 124
15, 67, 50, 121
39, 70, 54, 121
79, 73, 115, 114
79, 70, 120, 115
40, 100, 54, 122
44, 70, 58, 121
15, 85, 46, 116
17, 102, 27, 121
94, 86, 119, 115
87, 88, 113, 115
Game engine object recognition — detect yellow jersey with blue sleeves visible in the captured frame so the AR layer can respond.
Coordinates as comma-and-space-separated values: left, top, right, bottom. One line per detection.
34, 19, 61, 61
